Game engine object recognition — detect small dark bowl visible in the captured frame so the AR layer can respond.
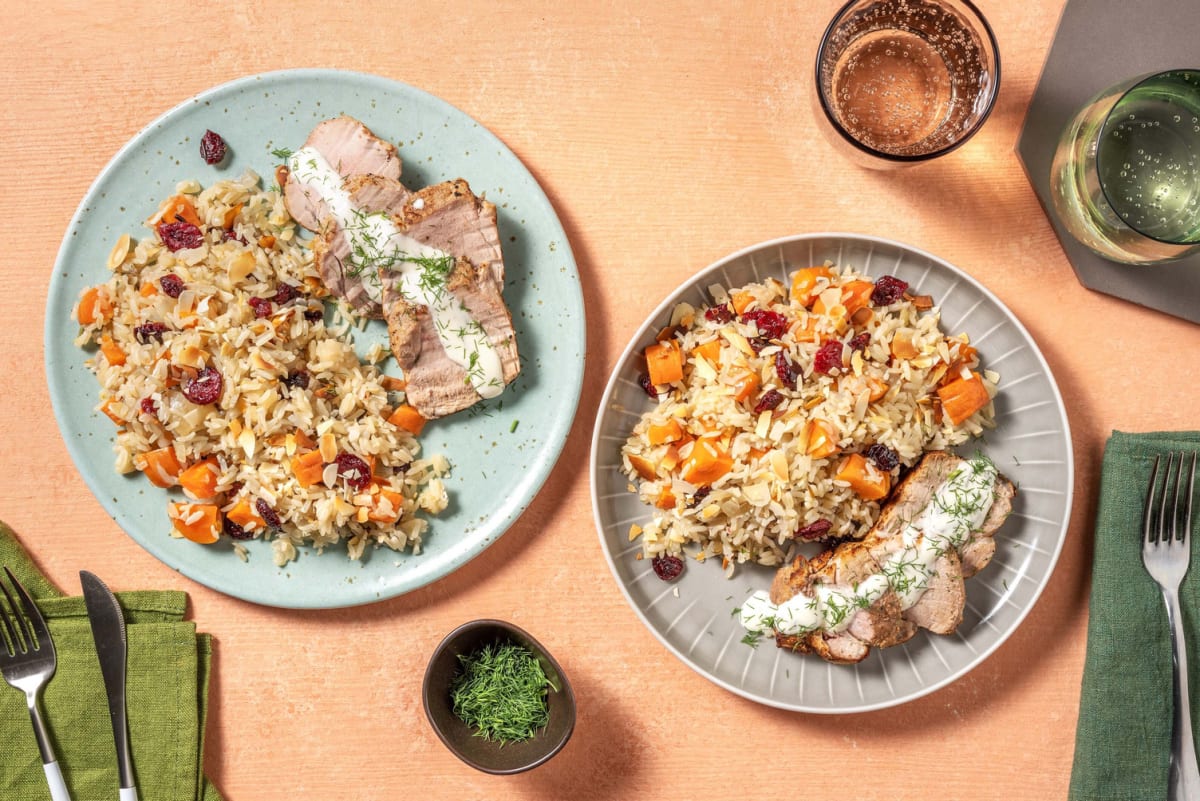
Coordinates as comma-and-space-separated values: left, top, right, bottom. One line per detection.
422, 619, 576, 774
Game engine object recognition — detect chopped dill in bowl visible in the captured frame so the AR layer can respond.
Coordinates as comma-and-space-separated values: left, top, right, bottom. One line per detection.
450, 640, 552, 743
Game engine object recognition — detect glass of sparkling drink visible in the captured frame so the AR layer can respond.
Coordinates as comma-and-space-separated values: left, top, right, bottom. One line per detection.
1051, 69, 1200, 265
815, 0, 1000, 167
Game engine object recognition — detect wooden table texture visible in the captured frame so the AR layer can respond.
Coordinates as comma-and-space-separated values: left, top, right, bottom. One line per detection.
4, 1, 1198, 799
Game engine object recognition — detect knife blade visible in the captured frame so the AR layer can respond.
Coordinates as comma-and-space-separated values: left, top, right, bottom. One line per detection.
80, 571, 139, 801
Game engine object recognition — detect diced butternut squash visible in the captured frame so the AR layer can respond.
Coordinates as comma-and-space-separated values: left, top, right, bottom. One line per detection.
693, 339, 722, 368
140, 281, 160, 297
645, 340, 684, 386
731, 290, 755, 315
167, 502, 221, 544
387, 404, 427, 436
226, 498, 266, 532
654, 487, 677, 510
937, 371, 991, 425
647, 419, 684, 446
839, 280, 875, 316
836, 453, 891, 500
136, 446, 182, 488
627, 453, 658, 481
789, 266, 833, 307
368, 484, 406, 523
76, 286, 113, 325
178, 457, 221, 501
99, 398, 124, 425
290, 449, 326, 488
294, 429, 316, 450
258, 235, 276, 249
731, 370, 760, 403
802, 418, 840, 459
99, 335, 126, 366
680, 440, 734, 485
159, 194, 203, 227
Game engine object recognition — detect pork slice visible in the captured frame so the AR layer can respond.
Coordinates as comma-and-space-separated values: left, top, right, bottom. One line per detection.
310, 224, 384, 319
810, 631, 871, 664
864, 451, 961, 546
902, 550, 966, 634
284, 116, 402, 232
819, 543, 916, 650
961, 476, 1016, 578
769, 553, 811, 606
382, 259, 520, 419
392, 179, 506, 285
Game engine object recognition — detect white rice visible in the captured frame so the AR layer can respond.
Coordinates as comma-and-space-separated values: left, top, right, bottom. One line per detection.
621, 265, 997, 575
74, 172, 448, 564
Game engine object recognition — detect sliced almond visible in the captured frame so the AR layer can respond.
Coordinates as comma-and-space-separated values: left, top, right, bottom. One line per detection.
107, 234, 132, 270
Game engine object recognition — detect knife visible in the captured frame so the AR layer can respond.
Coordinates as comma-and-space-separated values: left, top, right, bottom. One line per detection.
80, 571, 139, 801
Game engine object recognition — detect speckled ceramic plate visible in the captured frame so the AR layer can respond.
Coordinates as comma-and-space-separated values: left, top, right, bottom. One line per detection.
46, 70, 584, 608
590, 234, 1072, 712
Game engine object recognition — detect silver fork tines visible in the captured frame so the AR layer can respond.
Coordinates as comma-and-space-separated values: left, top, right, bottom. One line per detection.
1142, 452, 1200, 801
0, 567, 72, 801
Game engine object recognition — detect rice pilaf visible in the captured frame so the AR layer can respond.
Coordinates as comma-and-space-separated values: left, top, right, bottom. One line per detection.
621, 264, 997, 575
74, 172, 448, 565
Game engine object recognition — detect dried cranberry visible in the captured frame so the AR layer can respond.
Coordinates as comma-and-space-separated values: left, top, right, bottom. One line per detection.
753, 389, 785, 414
272, 283, 297, 304
182, 366, 223, 405
774, 350, 799, 388
248, 297, 273, 318
223, 516, 254, 540
139, 398, 157, 415
848, 332, 871, 352
638, 373, 659, 399
157, 221, 204, 252
255, 498, 283, 530
200, 129, 227, 165
740, 309, 788, 340
795, 519, 833, 541
687, 486, 711, 507
134, 322, 168, 344
222, 228, 247, 244
813, 340, 844, 375
651, 554, 684, 581
160, 273, 184, 298
866, 443, 900, 471
749, 336, 771, 354
304, 307, 324, 323
282, 371, 310, 390
704, 304, 733, 324
335, 453, 372, 492
870, 275, 909, 306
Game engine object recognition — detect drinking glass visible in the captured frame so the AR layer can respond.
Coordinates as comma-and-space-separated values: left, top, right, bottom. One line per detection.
1051, 69, 1200, 265
814, 0, 1000, 167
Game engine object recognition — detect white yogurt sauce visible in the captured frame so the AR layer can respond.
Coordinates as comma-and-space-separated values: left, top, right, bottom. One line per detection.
288, 147, 504, 398
738, 456, 999, 637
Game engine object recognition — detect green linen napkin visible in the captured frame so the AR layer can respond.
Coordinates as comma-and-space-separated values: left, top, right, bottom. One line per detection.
0, 523, 221, 801
1070, 431, 1200, 801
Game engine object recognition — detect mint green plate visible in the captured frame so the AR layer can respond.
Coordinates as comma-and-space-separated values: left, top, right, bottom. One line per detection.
45, 70, 584, 608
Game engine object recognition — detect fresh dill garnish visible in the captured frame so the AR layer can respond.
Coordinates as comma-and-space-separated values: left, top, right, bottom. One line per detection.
822, 592, 851, 628
271, 147, 294, 160
731, 607, 742, 617
741, 632, 762, 648
449, 640, 551, 744
510, 419, 519, 433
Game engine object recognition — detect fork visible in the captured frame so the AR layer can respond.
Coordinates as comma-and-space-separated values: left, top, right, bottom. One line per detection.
1143, 452, 1200, 801
0, 567, 72, 801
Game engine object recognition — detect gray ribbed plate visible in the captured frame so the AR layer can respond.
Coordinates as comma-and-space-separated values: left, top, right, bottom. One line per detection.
589, 233, 1073, 712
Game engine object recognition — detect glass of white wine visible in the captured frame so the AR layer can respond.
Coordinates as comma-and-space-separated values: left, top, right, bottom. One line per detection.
814, 0, 1000, 168
1051, 69, 1200, 265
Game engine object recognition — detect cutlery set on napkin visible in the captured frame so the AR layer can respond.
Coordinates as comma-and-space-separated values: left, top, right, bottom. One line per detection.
0, 523, 219, 801
1071, 433, 1200, 801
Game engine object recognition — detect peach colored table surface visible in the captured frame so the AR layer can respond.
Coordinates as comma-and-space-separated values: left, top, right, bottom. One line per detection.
5, 2, 1200, 799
